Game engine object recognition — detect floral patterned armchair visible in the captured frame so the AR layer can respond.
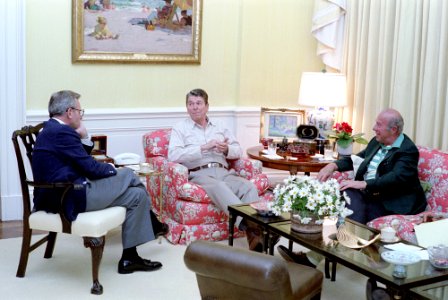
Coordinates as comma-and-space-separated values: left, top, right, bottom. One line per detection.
142, 128, 272, 245
334, 146, 448, 244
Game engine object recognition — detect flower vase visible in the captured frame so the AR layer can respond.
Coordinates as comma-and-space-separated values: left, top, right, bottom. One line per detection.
290, 209, 323, 234
337, 142, 353, 156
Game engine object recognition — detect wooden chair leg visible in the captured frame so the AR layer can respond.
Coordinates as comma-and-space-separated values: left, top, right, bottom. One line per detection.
83, 236, 105, 295
44, 232, 57, 259
16, 227, 32, 277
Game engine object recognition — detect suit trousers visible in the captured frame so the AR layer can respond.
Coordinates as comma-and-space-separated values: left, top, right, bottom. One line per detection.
85, 167, 154, 249
188, 167, 260, 225
345, 188, 390, 224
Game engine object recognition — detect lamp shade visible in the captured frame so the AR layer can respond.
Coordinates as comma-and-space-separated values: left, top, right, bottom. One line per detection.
298, 72, 347, 107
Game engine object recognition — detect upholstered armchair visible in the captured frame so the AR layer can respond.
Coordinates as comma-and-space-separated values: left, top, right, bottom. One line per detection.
142, 128, 272, 245
367, 146, 448, 243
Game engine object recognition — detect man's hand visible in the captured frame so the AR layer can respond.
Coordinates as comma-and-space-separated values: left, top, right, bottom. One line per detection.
201, 138, 229, 154
215, 138, 229, 154
201, 140, 218, 152
317, 163, 338, 182
339, 180, 367, 191
75, 122, 89, 139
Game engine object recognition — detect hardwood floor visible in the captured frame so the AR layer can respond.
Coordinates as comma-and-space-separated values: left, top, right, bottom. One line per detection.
0, 220, 45, 239
0, 220, 24, 239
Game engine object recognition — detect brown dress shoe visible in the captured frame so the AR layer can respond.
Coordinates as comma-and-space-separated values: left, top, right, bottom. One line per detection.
245, 220, 264, 252
277, 245, 316, 268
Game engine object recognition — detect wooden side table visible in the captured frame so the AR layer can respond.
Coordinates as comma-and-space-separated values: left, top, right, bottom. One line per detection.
137, 170, 164, 220
91, 135, 114, 163
246, 145, 330, 175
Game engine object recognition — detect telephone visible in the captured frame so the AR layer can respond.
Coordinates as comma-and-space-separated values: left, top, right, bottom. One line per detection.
114, 153, 141, 165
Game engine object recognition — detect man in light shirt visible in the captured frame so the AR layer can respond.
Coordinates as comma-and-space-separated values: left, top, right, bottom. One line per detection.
168, 88, 265, 251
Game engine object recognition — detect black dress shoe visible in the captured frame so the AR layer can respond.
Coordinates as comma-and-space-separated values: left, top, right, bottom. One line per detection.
150, 210, 169, 237
277, 245, 316, 268
118, 257, 163, 274
155, 223, 169, 237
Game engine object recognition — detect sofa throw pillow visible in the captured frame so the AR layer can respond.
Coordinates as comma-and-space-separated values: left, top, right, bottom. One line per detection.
351, 154, 364, 176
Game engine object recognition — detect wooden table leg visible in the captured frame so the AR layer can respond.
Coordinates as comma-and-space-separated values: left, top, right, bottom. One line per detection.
228, 213, 235, 246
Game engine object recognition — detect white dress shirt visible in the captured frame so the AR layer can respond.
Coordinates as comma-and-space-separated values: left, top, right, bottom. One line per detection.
168, 117, 242, 170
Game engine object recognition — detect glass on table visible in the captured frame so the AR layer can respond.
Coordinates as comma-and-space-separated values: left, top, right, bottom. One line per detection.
324, 143, 334, 160
267, 142, 277, 155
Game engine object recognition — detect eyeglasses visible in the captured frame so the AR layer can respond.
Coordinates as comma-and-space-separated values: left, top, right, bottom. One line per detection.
69, 107, 85, 117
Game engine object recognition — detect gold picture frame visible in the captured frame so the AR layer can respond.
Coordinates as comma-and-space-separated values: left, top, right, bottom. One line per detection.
72, 0, 202, 64
260, 107, 305, 142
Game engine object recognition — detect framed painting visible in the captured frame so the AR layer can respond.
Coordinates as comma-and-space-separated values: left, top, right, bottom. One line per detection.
72, 0, 202, 63
260, 107, 305, 142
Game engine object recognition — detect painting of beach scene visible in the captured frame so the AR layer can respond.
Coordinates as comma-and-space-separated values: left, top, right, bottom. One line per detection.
72, 0, 202, 63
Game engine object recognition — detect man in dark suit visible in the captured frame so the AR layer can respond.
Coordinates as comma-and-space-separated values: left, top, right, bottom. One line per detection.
32, 90, 167, 274
318, 108, 426, 223
278, 108, 427, 268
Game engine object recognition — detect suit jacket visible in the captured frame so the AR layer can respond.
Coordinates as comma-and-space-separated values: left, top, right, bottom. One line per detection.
32, 119, 117, 221
335, 134, 426, 215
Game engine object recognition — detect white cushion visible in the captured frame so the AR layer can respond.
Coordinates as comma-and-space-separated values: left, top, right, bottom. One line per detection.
29, 207, 126, 237
351, 154, 365, 176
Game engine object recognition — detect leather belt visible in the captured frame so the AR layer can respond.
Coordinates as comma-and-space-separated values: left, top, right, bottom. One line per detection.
189, 162, 228, 172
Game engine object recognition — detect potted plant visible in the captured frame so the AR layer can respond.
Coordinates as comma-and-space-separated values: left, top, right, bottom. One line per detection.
327, 122, 368, 155
271, 175, 351, 233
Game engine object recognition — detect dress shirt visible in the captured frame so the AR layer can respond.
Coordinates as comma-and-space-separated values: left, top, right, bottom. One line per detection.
168, 117, 242, 170
364, 133, 404, 180
53, 117, 93, 147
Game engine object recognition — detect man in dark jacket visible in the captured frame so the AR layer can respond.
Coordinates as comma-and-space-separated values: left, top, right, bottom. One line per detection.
278, 108, 427, 269
32, 90, 167, 274
317, 108, 426, 223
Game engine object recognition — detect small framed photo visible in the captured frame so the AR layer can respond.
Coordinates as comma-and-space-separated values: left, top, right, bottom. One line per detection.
72, 0, 202, 64
260, 107, 305, 142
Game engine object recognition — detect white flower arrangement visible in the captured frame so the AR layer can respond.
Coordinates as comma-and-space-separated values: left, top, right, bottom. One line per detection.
271, 175, 351, 223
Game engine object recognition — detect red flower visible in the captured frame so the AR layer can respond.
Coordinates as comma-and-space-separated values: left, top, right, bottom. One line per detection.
329, 122, 368, 148
333, 122, 353, 134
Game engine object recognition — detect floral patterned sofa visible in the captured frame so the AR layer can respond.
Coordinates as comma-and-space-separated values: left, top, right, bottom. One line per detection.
142, 128, 272, 245
336, 146, 448, 244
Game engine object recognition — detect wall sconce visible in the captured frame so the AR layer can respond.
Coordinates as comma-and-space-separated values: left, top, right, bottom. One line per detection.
298, 71, 347, 138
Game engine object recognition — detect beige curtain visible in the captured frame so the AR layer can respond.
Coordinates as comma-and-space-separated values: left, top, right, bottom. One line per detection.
341, 0, 448, 149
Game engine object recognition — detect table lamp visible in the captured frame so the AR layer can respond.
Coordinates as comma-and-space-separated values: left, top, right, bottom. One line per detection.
298, 72, 347, 138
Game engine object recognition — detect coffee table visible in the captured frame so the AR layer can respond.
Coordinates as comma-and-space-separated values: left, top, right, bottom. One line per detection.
409, 280, 448, 299
228, 204, 289, 254
246, 145, 329, 175
267, 219, 448, 299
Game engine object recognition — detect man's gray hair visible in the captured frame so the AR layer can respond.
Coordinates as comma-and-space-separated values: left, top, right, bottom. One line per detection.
48, 90, 80, 118
384, 109, 404, 134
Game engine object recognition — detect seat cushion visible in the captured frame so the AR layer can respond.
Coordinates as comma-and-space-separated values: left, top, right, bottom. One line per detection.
29, 206, 126, 237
